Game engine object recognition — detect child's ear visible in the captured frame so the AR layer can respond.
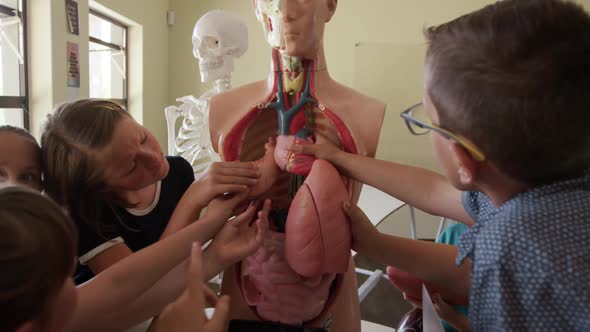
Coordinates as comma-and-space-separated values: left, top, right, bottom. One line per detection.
449, 142, 479, 187
14, 321, 33, 332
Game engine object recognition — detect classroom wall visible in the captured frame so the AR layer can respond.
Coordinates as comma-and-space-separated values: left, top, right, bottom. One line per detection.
93, 0, 170, 145
167, 0, 489, 98
28, 0, 170, 145
166, 0, 590, 237
28, 0, 590, 236
164, 0, 495, 238
169, 0, 590, 161
29, 0, 590, 149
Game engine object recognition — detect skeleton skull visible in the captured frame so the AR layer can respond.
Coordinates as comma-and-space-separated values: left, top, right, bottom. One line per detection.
192, 10, 248, 83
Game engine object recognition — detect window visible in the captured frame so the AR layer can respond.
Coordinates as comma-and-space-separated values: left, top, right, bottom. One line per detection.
89, 10, 127, 108
0, 0, 28, 129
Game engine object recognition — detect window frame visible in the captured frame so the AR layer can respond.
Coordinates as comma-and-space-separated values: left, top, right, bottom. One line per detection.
0, 0, 29, 130
88, 9, 128, 108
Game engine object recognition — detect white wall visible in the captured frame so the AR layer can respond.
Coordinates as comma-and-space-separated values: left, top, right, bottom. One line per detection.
93, 0, 170, 145
166, 0, 590, 237
28, 0, 170, 145
27, 0, 590, 236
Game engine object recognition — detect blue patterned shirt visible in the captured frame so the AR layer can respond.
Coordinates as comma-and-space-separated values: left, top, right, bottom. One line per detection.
457, 173, 590, 331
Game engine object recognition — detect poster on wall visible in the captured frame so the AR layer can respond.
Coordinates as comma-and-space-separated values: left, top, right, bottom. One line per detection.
66, 0, 79, 35
67, 42, 81, 88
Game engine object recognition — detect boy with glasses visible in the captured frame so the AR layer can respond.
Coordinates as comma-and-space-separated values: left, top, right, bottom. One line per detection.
295, 0, 590, 330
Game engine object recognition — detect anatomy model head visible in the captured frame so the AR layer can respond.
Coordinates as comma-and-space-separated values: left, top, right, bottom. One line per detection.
192, 10, 248, 83
254, 0, 337, 60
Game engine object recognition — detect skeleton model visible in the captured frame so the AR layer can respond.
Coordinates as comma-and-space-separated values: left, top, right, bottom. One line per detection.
165, 10, 248, 175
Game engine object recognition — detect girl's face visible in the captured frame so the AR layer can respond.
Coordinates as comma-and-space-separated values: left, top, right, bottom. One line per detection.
0, 133, 42, 191
99, 117, 169, 192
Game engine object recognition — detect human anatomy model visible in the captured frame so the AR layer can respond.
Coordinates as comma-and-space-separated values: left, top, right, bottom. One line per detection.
209, 1, 385, 331
165, 10, 248, 175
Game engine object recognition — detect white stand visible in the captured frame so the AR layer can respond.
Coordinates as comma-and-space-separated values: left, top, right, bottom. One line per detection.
355, 185, 405, 302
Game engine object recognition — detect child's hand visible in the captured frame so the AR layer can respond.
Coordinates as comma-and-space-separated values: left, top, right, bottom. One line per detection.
402, 292, 423, 308
209, 199, 271, 267
342, 201, 380, 255
147, 243, 230, 332
432, 293, 470, 332
193, 162, 260, 205
203, 190, 250, 224
292, 134, 342, 162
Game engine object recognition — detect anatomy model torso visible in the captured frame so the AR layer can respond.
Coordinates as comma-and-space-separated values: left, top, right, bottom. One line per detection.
209, 2, 385, 331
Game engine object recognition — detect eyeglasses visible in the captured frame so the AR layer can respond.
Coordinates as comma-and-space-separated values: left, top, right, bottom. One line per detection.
400, 103, 486, 161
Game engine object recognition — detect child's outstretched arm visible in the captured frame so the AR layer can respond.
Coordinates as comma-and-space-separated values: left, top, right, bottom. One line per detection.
92, 200, 269, 332
161, 162, 261, 237
202, 199, 271, 277
294, 141, 474, 225
65, 191, 250, 332
344, 202, 471, 298
85, 162, 259, 274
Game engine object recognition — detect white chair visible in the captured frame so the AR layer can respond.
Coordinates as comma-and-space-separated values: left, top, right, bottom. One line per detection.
355, 187, 451, 303
355, 185, 405, 303
408, 205, 450, 241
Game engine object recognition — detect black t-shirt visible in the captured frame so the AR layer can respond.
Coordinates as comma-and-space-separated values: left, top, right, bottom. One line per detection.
74, 156, 194, 284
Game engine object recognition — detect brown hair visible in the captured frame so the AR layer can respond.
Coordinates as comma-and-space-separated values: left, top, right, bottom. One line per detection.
0, 125, 40, 149
41, 99, 131, 237
0, 185, 77, 331
424, 0, 590, 184
0, 125, 42, 164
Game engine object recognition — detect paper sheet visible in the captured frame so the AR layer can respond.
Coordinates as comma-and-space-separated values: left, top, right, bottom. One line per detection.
422, 285, 445, 332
